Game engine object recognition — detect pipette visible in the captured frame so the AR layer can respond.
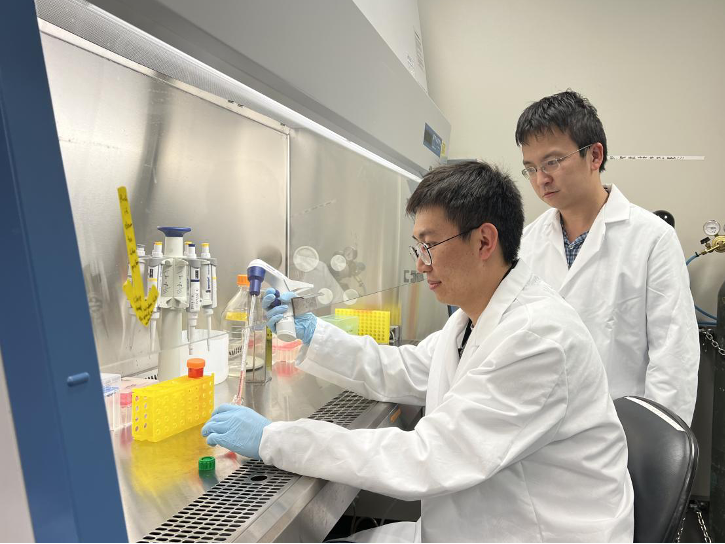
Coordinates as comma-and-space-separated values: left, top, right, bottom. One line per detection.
200, 242, 214, 350
231, 260, 312, 404
246, 259, 313, 342
187, 244, 201, 354
147, 241, 163, 351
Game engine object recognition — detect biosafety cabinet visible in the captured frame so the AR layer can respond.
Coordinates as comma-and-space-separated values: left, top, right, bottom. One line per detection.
0, 0, 450, 541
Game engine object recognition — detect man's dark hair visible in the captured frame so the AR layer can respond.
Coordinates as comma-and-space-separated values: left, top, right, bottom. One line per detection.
405, 161, 523, 264
515, 90, 608, 172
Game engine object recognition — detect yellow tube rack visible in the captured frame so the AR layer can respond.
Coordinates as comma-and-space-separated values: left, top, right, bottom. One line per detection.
335, 308, 390, 344
132, 374, 214, 442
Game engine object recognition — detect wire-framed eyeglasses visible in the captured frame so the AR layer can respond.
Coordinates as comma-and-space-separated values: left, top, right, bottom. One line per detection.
409, 227, 476, 266
521, 144, 592, 180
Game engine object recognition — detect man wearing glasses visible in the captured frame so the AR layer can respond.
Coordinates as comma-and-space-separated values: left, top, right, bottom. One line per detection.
202, 161, 634, 542
516, 90, 699, 425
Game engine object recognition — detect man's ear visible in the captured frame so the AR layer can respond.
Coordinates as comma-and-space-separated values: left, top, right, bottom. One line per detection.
476, 223, 499, 261
590, 143, 604, 172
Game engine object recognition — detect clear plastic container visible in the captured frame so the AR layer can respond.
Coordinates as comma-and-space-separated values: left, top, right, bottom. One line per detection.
272, 337, 302, 363
101, 373, 121, 431
272, 338, 302, 377
320, 314, 360, 335
222, 275, 251, 377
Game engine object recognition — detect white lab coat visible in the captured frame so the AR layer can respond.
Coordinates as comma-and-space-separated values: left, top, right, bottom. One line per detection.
259, 261, 634, 542
519, 185, 699, 425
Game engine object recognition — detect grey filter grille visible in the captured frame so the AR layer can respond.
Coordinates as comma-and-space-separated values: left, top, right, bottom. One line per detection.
138, 391, 375, 542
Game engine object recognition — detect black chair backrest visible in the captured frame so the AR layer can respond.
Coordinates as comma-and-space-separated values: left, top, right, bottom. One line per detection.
613, 396, 699, 543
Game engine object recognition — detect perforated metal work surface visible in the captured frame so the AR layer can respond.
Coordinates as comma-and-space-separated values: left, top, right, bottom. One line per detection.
138, 461, 293, 543
138, 391, 374, 542
308, 390, 375, 428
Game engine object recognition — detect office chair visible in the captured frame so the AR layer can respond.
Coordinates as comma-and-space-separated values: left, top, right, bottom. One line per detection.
613, 396, 699, 543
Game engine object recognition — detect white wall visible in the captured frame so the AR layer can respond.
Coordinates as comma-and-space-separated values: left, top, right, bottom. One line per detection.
419, 0, 725, 314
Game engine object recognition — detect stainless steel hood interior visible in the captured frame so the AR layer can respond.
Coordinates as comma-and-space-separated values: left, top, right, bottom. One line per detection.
69, 0, 451, 177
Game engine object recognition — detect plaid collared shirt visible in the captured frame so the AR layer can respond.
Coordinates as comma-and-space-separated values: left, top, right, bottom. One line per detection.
561, 216, 589, 269
560, 187, 610, 268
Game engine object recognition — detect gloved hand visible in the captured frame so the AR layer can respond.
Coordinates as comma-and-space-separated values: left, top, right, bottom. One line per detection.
201, 404, 271, 460
261, 287, 317, 345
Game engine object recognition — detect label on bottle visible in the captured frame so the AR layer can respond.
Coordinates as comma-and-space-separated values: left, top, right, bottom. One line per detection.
265, 327, 273, 369
225, 311, 248, 321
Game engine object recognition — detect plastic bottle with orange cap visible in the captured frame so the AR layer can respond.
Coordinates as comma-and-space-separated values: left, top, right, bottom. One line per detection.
222, 274, 252, 378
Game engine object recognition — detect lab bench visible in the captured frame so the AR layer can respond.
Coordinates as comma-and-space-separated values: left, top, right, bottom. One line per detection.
112, 364, 420, 542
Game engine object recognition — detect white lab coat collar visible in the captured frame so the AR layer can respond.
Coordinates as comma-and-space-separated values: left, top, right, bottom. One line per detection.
601, 184, 632, 223
541, 184, 631, 290
540, 184, 630, 233
427, 261, 532, 409
467, 259, 531, 349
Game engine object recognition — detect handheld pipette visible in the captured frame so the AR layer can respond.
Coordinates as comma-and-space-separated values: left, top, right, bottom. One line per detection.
231, 260, 313, 404
246, 259, 313, 342
187, 244, 201, 354
200, 242, 214, 350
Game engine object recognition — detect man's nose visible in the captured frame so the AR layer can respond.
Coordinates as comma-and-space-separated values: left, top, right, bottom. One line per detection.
533, 168, 552, 187
416, 255, 431, 274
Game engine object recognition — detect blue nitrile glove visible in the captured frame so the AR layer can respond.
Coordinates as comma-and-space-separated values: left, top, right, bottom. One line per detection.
261, 287, 317, 345
201, 404, 271, 460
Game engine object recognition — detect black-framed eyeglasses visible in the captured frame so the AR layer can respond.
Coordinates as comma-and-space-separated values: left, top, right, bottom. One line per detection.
521, 144, 592, 180
409, 227, 476, 266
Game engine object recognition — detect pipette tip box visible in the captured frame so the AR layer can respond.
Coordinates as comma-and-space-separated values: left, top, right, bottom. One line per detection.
334, 309, 390, 344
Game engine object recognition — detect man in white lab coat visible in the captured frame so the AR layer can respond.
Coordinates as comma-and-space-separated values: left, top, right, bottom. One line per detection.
515, 90, 699, 425
203, 161, 634, 542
